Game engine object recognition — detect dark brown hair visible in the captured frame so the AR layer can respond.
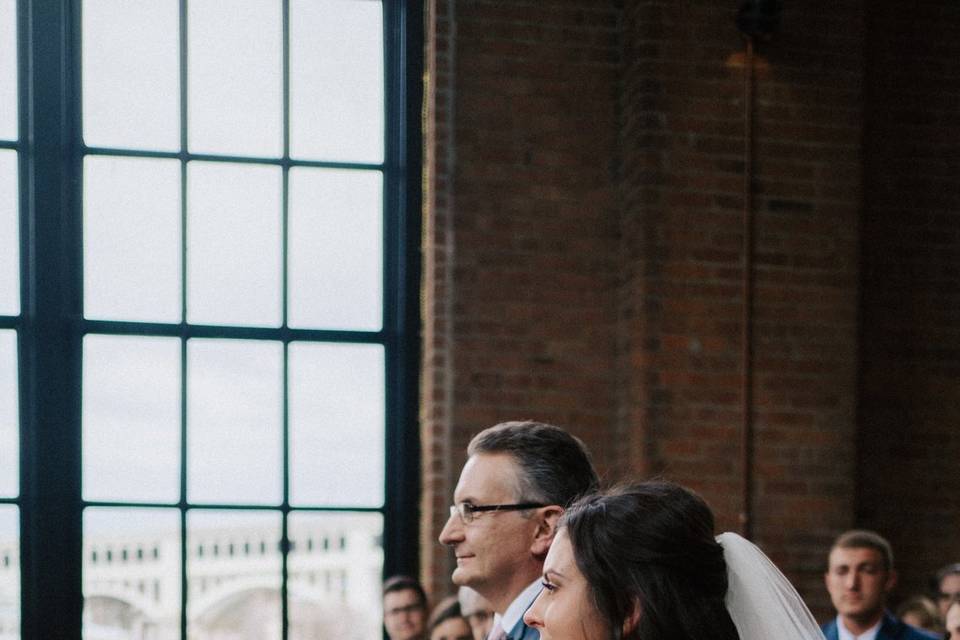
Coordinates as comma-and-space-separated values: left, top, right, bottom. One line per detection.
561, 481, 740, 640
383, 574, 427, 608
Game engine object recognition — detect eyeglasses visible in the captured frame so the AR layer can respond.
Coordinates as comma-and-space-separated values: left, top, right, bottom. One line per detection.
448, 502, 546, 525
385, 603, 424, 618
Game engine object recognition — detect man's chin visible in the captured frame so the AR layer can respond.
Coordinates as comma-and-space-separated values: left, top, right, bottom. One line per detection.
451, 566, 474, 587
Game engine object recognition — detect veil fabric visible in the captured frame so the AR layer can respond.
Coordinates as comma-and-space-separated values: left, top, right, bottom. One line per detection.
717, 532, 826, 640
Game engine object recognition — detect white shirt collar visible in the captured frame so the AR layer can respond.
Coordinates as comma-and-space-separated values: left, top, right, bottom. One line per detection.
493, 579, 542, 635
837, 616, 882, 640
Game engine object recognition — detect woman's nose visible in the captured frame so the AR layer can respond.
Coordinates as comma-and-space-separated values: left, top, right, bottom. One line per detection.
523, 592, 546, 629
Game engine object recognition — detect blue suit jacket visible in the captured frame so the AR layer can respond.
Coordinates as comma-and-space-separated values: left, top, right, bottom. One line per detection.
821, 612, 939, 640
505, 615, 539, 640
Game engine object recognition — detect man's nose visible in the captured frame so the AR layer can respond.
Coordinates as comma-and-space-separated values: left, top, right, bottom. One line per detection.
845, 571, 860, 590
439, 510, 463, 545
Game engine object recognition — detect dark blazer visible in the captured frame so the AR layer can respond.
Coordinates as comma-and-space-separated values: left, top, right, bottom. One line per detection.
821, 612, 939, 640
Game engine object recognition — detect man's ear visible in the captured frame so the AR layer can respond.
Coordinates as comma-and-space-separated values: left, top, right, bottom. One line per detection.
884, 568, 898, 594
530, 506, 563, 557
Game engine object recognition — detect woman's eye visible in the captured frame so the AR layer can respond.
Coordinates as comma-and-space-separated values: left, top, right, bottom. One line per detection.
541, 580, 557, 592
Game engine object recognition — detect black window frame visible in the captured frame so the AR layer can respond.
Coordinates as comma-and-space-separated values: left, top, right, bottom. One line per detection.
12, 1, 422, 637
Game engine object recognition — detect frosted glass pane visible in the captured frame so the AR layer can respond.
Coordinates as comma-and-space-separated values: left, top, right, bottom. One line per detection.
0, 332, 17, 498
290, 0, 384, 163
83, 335, 181, 503
188, 0, 281, 157
288, 169, 382, 331
83, 508, 180, 640
0, 151, 17, 316
187, 162, 281, 327
0, 1, 15, 141
82, 0, 180, 151
288, 512, 383, 640
0, 507, 19, 640
84, 156, 181, 323
187, 340, 282, 505
188, 510, 280, 640
289, 343, 383, 507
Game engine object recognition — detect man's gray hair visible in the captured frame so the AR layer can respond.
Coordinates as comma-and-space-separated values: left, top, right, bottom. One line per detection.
467, 420, 598, 507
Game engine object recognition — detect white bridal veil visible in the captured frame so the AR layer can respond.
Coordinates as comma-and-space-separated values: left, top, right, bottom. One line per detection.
717, 532, 827, 640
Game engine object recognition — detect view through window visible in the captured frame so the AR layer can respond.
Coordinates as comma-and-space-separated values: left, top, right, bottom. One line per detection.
5, 1, 421, 638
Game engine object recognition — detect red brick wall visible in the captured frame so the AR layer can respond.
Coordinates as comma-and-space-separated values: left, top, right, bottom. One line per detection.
618, 1, 863, 617
422, 0, 958, 620
859, 0, 960, 602
421, 0, 623, 600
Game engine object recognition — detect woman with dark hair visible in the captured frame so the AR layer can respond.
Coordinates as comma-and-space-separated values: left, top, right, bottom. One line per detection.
523, 481, 824, 640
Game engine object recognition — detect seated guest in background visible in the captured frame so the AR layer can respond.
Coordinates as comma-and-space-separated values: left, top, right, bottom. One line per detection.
895, 595, 942, 635
427, 596, 473, 640
458, 586, 494, 640
945, 602, 960, 640
523, 481, 826, 640
384, 574, 428, 640
935, 564, 960, 619
823, 530, 937, 640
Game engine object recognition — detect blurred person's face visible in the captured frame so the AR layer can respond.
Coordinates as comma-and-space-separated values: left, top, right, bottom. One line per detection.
824, 546, 895, 629
430, 616, 473, 640
384, 588, 426, 640
523, 530, 609, 640
458, 588, 494, 640
901, 611, 935, 633
464, 609, 493, 640
439, 453, 547, 606
945, 602, 960, 640
940, 574, 960, 617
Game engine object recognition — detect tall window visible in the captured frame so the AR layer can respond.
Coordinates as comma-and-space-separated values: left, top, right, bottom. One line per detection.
7, 1, 421, 639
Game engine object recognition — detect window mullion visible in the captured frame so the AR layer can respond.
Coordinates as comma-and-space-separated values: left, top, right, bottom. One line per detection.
20, 1, 84, 639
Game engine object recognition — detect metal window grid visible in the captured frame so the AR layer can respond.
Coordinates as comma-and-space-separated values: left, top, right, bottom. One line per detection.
8, 1, 423, 638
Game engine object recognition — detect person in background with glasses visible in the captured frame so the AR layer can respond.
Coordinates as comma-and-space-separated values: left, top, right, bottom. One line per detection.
439, 421, 598, 640
935, 564, 960, 619
383, 574, 429, 640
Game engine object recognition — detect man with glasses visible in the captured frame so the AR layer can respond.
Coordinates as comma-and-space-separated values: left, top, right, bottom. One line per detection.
935, 564, 960, 619
439, 421, 598, 640
383, 574, 428, 640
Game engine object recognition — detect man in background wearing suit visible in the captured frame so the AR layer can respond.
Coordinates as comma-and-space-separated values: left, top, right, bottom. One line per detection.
822, 530, 938, 640
439, 421, 598, 640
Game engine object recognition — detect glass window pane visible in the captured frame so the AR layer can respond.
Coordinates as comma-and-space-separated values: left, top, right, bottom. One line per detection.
289, 343, 384, 507
0, 332, 17, 498
288, 169, 383, 331
83, 508, 181, 640
188, 510, 280, 640
84, 156, 182, 323
0, 151, 17, 316
188, 0, 281, 157
187, 162, 281, 327
0, 0, 16, 141
289, 512, 383, 640
82, 0, 180, 151
187, 340, 282, 505
82, 335, 181, 503
0, 507, 19, 640
290, 0, 384, 163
